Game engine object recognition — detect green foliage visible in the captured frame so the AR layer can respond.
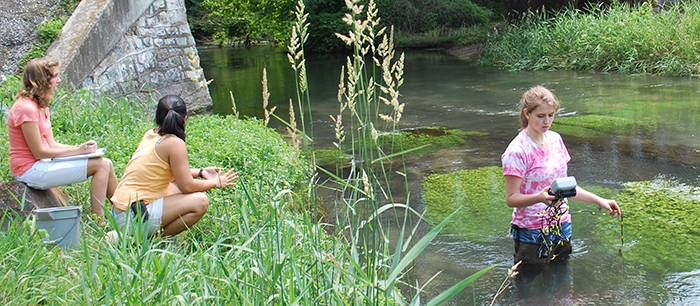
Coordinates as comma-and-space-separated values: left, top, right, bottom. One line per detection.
376, 0, 494, 34
0, 74, 21, 111
305, 0, 349, 53
593, 179, 700, 273
479, 1, 700, 76
37, 17, 67, 42
17, 16, 68, 74
311, 148, 351, 167
422, 166, 512, 242
552, 114, 656, 138
199, 0, 295, 45
186, 115, 309, 195
395, 23, 494, 48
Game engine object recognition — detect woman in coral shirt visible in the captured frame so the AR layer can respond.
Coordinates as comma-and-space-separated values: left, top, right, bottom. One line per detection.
7, 58, 117, 216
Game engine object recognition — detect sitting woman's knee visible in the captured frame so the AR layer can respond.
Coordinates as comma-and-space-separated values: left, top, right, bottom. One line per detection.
102, 158, 114, 171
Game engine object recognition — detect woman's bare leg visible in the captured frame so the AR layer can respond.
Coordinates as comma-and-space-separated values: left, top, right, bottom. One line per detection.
87, 157, 117, 216
160, 192, 209, 236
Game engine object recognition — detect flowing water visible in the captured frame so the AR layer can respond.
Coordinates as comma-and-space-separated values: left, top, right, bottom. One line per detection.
199, 45, 700, 305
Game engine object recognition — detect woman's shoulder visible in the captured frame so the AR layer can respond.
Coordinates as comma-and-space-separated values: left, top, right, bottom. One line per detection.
505, 130, 528, 149
11, 96, 39, 110
8, 96, 41, 122
503, 133, 529, 160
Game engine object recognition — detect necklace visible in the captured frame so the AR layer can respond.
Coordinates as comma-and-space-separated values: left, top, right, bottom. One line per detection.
530, 135, 546, 147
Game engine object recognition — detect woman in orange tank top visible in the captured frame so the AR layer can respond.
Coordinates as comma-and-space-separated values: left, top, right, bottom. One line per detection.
110, 95, 238, 237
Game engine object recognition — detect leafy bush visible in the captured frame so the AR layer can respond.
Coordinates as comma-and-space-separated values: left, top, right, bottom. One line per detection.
377, 0, 494, 34
17, 17, 68, 73
305, 0, 350, 53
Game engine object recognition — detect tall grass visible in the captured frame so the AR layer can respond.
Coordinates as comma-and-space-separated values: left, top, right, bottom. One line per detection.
0, 82, 366, 304
284, 0, 494, 304
479, 1, 700, 76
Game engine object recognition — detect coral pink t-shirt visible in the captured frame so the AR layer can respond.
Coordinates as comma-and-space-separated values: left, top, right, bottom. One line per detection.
7, 96, 51, 177
501, 129, 571, 229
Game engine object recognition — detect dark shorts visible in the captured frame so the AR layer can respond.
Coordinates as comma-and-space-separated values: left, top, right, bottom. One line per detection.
511, 224, 572, 266
513, 239, 572, 266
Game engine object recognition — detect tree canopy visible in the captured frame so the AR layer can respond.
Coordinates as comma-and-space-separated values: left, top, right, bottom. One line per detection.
188, 0, 295, 45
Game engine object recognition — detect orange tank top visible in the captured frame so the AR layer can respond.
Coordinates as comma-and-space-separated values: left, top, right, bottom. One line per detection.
111, 129, 175, 211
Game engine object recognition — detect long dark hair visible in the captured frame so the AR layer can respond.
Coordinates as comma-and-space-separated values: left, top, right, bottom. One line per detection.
19, 58, 59, 108
155, 95, 187, 141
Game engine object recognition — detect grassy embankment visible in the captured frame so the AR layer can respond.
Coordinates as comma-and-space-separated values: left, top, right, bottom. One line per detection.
479, 1, 700, 76
0, 77, 340, 304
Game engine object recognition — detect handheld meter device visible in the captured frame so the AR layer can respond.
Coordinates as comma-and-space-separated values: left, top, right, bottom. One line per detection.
548, 177, 577, 199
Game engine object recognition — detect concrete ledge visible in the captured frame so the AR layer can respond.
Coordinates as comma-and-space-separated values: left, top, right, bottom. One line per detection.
45, 0, 154, 87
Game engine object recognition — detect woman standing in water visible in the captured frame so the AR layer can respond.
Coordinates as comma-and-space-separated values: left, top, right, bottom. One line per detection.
501, 85, 621, 268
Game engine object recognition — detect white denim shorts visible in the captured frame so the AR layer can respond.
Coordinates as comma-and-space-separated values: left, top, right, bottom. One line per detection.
111, 198, 164, 237
15, 159, 88, 189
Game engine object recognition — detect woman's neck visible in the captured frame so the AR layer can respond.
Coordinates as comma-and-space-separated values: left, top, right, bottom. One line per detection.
526, 126, 546, 145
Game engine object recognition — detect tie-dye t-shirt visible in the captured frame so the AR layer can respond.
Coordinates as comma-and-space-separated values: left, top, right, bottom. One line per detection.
501, 129, 571, 229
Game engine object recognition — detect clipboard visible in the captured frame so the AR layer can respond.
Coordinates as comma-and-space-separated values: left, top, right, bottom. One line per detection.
42, 148, 106, 162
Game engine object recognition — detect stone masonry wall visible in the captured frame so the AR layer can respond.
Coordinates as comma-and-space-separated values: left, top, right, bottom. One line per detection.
80, 0, 212, 113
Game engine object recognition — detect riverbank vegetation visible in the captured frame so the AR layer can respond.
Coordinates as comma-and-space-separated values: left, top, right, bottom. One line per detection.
0, 78, 434, 305
479, 1, 700, 76
186, 0, 506, 51
186, 0, 699, 77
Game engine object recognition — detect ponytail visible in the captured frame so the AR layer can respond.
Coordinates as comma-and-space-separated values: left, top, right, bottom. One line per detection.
155, 95, 187, 141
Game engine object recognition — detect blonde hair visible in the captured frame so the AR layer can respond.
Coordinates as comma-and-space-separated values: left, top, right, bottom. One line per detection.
18, 58, 59, 108
519, 85, 560, 129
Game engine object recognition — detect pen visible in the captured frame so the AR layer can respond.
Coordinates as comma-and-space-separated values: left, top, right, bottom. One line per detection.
84, 144, 90, 150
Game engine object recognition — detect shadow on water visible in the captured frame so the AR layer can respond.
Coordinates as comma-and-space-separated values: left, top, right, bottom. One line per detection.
198, 45, 700, 305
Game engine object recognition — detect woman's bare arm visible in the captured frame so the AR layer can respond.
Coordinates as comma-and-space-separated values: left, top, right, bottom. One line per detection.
504, 175, 556, 208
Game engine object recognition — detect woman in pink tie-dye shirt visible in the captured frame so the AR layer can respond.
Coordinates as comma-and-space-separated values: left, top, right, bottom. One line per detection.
502, 86, 621, 267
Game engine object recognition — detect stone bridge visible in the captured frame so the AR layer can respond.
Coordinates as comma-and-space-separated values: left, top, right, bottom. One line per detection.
45, 0, 212, 113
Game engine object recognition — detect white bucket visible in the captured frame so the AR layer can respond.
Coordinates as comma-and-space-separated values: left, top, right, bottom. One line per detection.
34, 206, 82, 249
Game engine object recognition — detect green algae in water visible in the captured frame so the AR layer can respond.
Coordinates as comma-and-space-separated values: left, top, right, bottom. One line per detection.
552, 115, 656, 138
371, 127, 486, 155
422, 166, 512, 243
593, 179, 700, 273
309, 148, 351, 167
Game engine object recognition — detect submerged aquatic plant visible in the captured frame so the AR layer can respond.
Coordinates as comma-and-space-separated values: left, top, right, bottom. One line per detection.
593, 179, 700, 273
422, 166, 511, 243
552, 114, 656, 138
